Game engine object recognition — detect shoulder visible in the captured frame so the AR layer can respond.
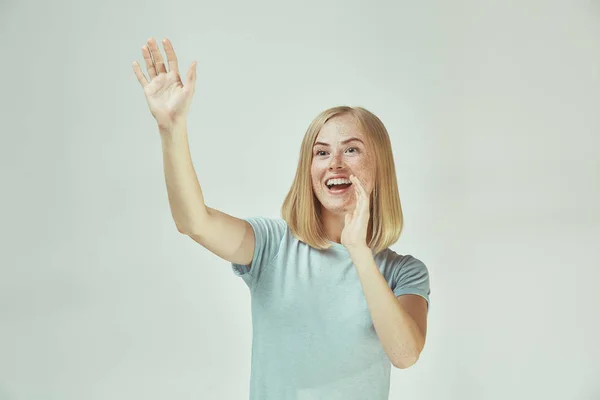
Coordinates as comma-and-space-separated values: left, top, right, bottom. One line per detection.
245, 216, 288, 237
398, 254, 428, 270
382, 249, 427, 271
375, 248, 426, 269
243, 217, 290, 258
390, 252, 430, 297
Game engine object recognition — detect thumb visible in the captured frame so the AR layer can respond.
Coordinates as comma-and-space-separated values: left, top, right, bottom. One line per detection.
185, 62, 197, 92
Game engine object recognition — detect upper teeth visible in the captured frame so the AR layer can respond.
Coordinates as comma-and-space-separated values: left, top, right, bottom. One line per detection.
326, 178, 351, 186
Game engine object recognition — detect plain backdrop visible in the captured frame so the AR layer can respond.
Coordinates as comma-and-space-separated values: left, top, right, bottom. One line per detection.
1, 0, 599, 399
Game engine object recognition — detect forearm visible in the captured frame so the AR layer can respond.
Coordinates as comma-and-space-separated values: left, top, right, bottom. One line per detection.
159, 123, 209, 234
350, 248, 424, 368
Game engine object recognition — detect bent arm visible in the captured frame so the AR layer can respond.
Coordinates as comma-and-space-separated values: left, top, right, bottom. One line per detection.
160, 123, 255, 266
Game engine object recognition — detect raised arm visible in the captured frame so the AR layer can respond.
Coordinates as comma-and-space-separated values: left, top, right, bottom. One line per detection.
133, 37, 255, 267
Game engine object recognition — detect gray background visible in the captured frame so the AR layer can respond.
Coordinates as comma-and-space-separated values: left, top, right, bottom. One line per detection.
1, 0, 599, 399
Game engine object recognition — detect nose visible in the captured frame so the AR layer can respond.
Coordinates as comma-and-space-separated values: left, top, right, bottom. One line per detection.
328, 151, 345, 170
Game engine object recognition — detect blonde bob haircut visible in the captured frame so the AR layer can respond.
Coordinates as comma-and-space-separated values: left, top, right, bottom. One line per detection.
281, 106, 404, 256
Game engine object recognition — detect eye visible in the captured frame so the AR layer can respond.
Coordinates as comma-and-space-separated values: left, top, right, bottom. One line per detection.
314, 147, 358, 156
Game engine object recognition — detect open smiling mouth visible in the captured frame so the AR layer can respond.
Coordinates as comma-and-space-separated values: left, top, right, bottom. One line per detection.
326, 182, 353, 194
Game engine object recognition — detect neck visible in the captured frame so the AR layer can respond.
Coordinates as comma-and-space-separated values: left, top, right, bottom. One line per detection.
321, 209, 346, 244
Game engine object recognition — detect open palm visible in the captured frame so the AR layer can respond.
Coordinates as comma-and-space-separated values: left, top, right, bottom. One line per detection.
133, 37, 197, 130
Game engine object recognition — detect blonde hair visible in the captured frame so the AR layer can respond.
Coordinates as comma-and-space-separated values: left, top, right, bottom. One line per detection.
281, 106, 404, 255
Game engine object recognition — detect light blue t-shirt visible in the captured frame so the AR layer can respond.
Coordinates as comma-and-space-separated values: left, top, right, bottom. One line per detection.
231, 216, 430, 400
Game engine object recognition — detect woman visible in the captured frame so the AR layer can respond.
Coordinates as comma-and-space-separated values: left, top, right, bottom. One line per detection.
133, 37, 430, 400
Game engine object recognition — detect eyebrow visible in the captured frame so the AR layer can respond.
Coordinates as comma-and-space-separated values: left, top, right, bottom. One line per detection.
313, 137, 364, 147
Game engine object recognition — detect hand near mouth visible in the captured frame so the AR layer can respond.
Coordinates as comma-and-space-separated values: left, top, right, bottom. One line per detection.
341, 174, 370, 252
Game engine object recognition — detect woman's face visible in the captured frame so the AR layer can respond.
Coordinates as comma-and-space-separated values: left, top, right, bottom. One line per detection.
311, 114, 376, 215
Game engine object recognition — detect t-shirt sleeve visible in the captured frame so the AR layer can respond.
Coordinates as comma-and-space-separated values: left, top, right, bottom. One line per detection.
231, 216, 287, 289
392, 255, 431, 312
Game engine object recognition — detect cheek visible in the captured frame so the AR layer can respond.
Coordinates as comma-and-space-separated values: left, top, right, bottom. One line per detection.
352, 161, 376, 189
350, 159, 373, 175
311, 161, 326, 177
310, 164, 319, 180
310, 165, 322, 189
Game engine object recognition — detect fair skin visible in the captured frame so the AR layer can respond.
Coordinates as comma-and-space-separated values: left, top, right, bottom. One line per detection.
311, 113, 376, 246
311, 114, 428, 367
133, 37, 427, 368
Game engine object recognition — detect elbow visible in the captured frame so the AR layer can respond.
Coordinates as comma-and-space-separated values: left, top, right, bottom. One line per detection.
391, 347, 422, 369
392, 354, 419, 369
177, 225, 190, 235
393, 337, 425, 368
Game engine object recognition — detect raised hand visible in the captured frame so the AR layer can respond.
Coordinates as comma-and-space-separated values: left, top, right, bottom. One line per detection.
341, 174, 371, 253
132, 37, 197, 132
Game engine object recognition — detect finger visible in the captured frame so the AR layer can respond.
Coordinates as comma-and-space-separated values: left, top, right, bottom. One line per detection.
354, 176, 366, 210
162, 38, 180, 76
147, 37, 167, 75
184, 61, 197, 93
142, 45, 157, 80
355, 175, 367, 200
132, 61, 149, 88
353, 175, 365, 195
351, 175, 362, 200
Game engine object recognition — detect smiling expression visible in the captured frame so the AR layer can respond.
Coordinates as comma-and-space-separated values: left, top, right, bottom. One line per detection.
311, 114, 376, 215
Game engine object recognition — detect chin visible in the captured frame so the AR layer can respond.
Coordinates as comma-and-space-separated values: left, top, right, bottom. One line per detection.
321, 200, 354, 213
